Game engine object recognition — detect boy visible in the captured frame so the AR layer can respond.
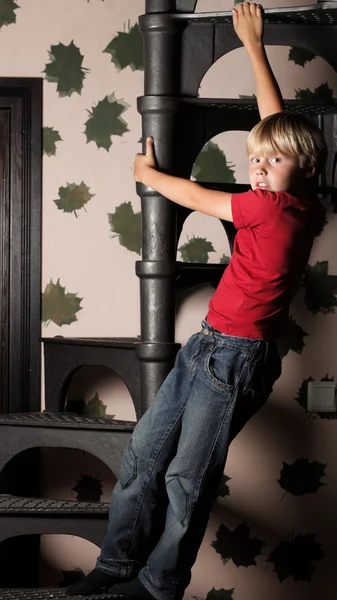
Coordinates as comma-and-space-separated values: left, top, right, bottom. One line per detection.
68, 3, 326, 598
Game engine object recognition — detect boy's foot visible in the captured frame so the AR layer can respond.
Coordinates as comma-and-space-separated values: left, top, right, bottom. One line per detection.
67, 568, 119, 596
110, 576, 155, 600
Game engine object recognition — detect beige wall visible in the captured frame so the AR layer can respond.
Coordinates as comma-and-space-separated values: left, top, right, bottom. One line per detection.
1, 0, 337, 597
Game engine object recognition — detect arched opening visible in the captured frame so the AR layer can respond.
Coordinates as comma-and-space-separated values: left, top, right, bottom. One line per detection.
176, 207, 231, 265
190, 130, 248, 188
40, 535, 98, 588
64, 365, 137, 422
40, 447, 117, 503
198, 44, 337, 101
0, 448, 118, 500
0, 534, 99, 588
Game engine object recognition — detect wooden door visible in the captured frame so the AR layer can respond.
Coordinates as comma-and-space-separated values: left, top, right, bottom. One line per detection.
0, 79, 42, 414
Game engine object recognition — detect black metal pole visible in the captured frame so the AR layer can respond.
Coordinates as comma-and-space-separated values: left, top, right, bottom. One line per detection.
136, 10, 182, 413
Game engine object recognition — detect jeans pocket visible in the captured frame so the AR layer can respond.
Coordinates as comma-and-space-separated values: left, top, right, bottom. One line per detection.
206, 345, 248, 393
119, 440, 138, 489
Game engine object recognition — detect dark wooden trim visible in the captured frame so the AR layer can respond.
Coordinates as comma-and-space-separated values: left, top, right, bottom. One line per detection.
0, 110, 10, 415
0, 78, 42, 414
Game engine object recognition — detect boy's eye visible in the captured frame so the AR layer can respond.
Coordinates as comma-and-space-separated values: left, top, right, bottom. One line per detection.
251, 158, 259, 164
270, 157, 281, 164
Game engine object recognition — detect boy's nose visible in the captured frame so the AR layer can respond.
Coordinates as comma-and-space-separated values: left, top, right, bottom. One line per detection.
256, 166, 267, 175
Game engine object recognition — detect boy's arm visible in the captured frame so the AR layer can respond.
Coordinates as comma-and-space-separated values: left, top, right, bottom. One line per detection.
232, 2, 284, 119
134, 137, 233, 222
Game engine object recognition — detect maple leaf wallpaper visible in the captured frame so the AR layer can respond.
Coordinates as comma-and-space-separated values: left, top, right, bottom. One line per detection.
0, 0, 337, 598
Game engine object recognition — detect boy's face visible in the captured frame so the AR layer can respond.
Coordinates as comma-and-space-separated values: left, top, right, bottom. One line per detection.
248, 151, 305, 194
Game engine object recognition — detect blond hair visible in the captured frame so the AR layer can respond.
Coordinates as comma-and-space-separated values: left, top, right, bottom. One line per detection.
246, 112, 327, 174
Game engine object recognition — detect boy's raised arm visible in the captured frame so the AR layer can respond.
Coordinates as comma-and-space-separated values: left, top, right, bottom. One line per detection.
232, 2, 284, 120
134, 138, 234, 222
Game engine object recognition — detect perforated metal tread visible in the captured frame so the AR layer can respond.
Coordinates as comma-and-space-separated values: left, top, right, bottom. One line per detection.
139, 96, 337, 116
42, 337, 140, 348
0, 590, 117, 599
199, 181, 336, 197
176, 2, 337, 25
0, 495, 109, 515
182, 98, 337, 114
0, 412, 136, 431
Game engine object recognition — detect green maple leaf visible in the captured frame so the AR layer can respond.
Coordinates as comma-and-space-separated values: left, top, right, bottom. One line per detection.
43, 126, 62, 157
295, 375, 337, 420
212, 522, 265, 567
108, 202, 141, 254
295, 82, 334, 103
59, 568, 85, 588
192, 141, 236, 184
278, 458, 326, 496
220, 255, 230, 265
85, 392, 109, 418
216, 474, 231, 499
303, 260, 337, 315
0, 0, 19, 28
66, 393, 114, 419
42, 279, 82, 326
201, 588, 235, 600
268, 533, 324, 582
44, 41, 89, 97
85, 93, 129, 151
54, 182, 94, 217
104, 22, 143, 72
238, 94, 256, 100
288, 47, 316, 67
295, 377, 314, 411
276, 315, 308, 359
72, 474, 103, 502
179, 236, 215, 263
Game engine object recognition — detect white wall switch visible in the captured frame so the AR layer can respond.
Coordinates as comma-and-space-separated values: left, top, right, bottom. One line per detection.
307, 381, 337, 412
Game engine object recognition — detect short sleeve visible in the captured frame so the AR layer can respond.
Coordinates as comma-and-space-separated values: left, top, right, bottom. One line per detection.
231, 189, 278, 229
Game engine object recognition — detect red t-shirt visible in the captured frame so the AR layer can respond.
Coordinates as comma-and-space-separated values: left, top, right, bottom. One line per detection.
206, 189, 324, 341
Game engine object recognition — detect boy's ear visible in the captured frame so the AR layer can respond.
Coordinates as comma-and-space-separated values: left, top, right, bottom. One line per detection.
304, 165, 316, 179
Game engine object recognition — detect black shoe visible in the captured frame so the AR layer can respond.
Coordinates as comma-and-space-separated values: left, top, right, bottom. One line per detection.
67, 568, 118, 596
110, 576, 155, 600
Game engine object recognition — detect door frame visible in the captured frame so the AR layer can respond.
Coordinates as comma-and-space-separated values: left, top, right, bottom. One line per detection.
0, 78, 42, 414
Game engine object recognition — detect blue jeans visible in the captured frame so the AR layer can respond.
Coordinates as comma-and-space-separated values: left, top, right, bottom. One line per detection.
96, 320, 281, 600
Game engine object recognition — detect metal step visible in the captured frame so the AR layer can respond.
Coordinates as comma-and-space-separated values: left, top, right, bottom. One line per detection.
0, 413, 133, 480
141, 3, 337, 98
174, 2, 337, 25
0, 495, 109, 515
138, 97, 337, 121
177, 262, 226, 290
181, 98, 337, 115
0, 590, 116, 599
0, 495, 110, 546
0, 412, 136, 432
199, 181, 335, 198
42, 337, 142, 418
42, 336, 140, 348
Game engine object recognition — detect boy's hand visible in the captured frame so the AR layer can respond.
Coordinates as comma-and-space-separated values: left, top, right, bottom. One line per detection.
232, 2, 264, 50
134, 137, 157, 183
